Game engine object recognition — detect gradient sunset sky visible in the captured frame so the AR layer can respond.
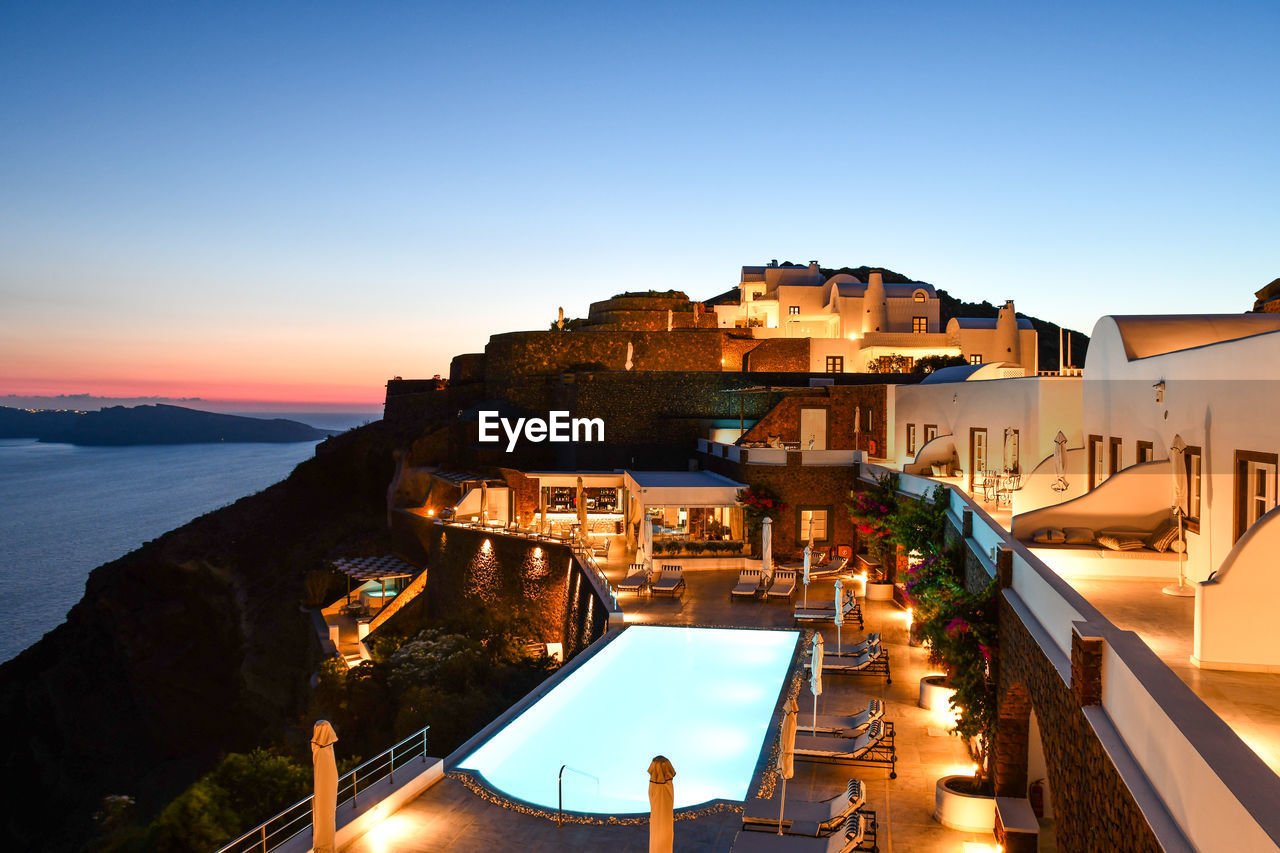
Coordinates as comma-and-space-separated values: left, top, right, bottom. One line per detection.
2, 2, 1277, 407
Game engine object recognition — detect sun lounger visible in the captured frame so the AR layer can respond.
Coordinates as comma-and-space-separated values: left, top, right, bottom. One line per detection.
827, 633, 880, 657
797, 700, 885, 737
617, 564, 649, 594
805, 646, 890, 683
732, 568, 765, 599
651, 564, 685, 596
743, 779, 866, 835
767, 569, 797, 599
733, 813, 877, 852
794, 721, 896, 778
794, 595, 864, 629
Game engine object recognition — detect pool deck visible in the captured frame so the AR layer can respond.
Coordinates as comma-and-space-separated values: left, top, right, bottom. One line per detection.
343, 567, 999, 852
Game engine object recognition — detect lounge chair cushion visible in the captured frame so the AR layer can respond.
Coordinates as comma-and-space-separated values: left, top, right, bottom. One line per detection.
1032, 527, 1066, 544
1062, 526, 1096, 545
1098, 534, 1147, 551
931, 463, 945, 476
1146, 519, 1181, 553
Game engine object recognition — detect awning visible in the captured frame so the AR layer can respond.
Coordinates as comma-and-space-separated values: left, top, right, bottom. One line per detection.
331, 555, 415, 581
624, 470, 746, 506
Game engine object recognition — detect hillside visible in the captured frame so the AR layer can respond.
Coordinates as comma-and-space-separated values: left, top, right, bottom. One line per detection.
0, 404, 333, 445
0, 423, 398, 851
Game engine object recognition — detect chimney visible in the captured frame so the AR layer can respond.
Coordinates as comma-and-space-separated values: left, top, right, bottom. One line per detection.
809, 260, 819, 270
769, 259, 778, 267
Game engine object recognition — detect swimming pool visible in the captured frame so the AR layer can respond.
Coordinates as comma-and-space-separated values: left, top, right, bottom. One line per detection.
457, 625, 799, 815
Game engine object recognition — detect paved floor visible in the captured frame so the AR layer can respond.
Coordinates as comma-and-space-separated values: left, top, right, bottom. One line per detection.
345, 567, 999, 852
1067, 578, 1280, 774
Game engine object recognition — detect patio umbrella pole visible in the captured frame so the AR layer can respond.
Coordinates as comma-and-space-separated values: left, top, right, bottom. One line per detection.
778, 775, 786, 835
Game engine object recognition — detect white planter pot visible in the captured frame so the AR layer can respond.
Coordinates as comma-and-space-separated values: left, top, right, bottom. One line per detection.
918, 675, 957, 712
934, 775, 996, 832
865, 581, 895, 601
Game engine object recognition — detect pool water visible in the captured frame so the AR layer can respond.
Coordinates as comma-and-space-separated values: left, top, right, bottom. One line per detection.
457, 625, 798, 814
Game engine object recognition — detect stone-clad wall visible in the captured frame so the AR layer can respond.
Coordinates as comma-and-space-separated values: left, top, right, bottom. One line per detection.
484, 330, 726, 385
740, 386, 888, 452
391, 514, 607, 659
996, 595, 1162, 852
744, 338, 810, 372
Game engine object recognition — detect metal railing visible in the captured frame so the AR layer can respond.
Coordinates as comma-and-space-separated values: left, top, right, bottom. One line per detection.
216, 726, 430, 853
557, 764, 600, 827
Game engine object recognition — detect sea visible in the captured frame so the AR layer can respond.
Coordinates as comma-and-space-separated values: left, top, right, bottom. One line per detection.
0, 412, 380, 663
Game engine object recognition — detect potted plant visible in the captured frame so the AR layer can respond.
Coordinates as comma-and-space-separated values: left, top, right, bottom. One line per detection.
849, 473, 899, 598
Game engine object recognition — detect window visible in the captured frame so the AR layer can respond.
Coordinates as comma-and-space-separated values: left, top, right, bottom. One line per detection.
913, 290, 926, 302
788, 305, 801, 315
1088, 435, 1104, 490
1109, 437, 1123, 476
924, 424, 938, 443
970, 354, 983, 365
1137, 441, 1154, 464
1184, 446, 1202, 532
1234, 450, 1278, 542
912, 317, 928, 333
907, 424, 917, 455
825, 355, 844, 373
798, 507, 830, 543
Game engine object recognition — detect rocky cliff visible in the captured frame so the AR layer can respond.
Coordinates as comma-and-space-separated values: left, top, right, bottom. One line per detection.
0, 423, 396, 851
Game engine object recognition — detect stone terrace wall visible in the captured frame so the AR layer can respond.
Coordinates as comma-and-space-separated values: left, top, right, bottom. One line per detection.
996, 595, 1162, 852
741, 385, 889, 453
745, 338, 810, 372
392, 514, 607, 659
484, 330, 726, 385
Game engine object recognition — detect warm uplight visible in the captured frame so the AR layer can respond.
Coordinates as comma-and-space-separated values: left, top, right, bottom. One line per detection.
426, 508, 435, 517
961, 844, 1001, 853
361, 812, 420, 852
906, 607, 914, 628
847, 332, 859, 340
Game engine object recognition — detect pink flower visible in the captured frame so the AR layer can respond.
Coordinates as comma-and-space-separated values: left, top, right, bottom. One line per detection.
945, 617, 969, 638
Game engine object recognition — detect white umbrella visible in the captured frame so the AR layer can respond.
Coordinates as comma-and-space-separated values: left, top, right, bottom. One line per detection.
801, 544, 812, 609
761, 516, 773, 576
667, 308, 673, 332
538, 485, 547, 535
626, 341, 634, 371
833, 579, 844, 654
1164, 435, 1194, 597
776, 698, 798, 834
311, 721, 339, 853
1003, 428, 1018, 473
809, 633, 824, 732
642, 512, 654, 572
648, 756, 676, 853
479, 481, 489, 526
577, 476, 588, 545
557, 306, 565, 330
854, 407, 861, 453
1052, 430, 1068, 491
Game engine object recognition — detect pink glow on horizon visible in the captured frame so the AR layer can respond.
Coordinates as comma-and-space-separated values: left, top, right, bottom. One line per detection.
2, 375, 386, 408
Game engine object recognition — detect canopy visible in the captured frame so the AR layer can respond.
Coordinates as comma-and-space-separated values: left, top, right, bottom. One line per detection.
331, 555, 414, 582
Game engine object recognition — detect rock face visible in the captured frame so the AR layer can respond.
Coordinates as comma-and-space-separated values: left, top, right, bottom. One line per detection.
0, 404, 333, 445
0, 424, 395, 851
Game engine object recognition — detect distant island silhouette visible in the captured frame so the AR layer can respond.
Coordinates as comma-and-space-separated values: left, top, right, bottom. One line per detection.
0, 404, 335, 445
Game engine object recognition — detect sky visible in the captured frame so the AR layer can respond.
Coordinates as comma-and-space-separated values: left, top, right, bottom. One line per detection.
2, 1, 1277, 407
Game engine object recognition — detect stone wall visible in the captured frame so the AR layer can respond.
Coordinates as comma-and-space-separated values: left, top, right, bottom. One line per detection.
484, 330, 726, 386
450, 353, 486, 385
740, 385, 889, 452
744, 338, 810, 372
996, 595, 1162, 852
391, 514, 607, 659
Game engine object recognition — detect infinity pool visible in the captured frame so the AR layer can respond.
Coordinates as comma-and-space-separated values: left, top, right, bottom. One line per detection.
458, 625, 799, 814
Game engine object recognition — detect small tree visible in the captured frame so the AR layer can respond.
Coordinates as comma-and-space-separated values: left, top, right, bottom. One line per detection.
848, 473, 899, 573
738, 484, 787, 555
913, 354, 968, 374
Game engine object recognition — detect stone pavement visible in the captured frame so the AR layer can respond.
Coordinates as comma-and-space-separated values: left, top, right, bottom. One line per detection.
343, 568, 998, 852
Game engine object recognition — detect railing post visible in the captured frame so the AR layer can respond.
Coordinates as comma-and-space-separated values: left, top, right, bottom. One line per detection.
390, 743, 395, 785
260, 824, 267, 853
352, 768, 358, 809
423, 726, 428, 760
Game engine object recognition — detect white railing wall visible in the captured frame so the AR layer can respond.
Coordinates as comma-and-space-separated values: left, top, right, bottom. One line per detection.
857, 462, 1280, 852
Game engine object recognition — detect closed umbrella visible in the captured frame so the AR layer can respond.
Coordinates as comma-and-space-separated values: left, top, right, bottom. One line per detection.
1003, 428, 1018, 473
577, 476, 588, 545
833, 578, 844, 654
854, 407, 861, 453
311, 721, 339, 853
801, 544, 812, 609
809, 632, 824, 732
642, 512, 654, 572
761, 516, 773, 576
626, 341, 635, 371
777, 698, 798, 834
538, 485, 547, 535
1164, 435, 1194, 597
1052, 430, 1068, 491
648, 756, 676, 853
479, 481, 489, 526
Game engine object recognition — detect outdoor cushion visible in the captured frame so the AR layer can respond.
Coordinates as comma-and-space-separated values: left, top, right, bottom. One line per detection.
1062, 527, 1097, 545
1032, 528, 1067, 544
931, 463, 945, 477
1098, 534, 1147, 551
1147, 520, 1181, 553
